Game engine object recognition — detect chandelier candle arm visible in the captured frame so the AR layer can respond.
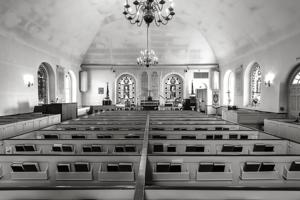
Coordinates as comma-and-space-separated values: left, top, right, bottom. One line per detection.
123, 0, 175, 27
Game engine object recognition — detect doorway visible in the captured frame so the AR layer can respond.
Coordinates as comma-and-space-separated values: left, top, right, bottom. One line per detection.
196, 88, 207, 113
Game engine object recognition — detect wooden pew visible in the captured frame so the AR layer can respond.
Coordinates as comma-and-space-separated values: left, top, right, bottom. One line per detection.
0, 155, 140, 187
3, 139, 143, 155
147, 155, 300, 187
150, 124, 250, 131
149, 130, 259, 140
148, 139, 293, 155
13, 130, 145, 140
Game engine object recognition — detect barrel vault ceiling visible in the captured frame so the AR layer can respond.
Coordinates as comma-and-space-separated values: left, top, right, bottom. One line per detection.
1, 0, 300, 65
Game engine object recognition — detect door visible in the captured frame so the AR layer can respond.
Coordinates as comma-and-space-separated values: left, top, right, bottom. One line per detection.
196, 89, 207, 113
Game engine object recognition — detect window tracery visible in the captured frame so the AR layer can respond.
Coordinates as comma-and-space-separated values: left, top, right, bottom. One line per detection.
37, 65, 48, 104
164, 74, 183, 101
249, 63, 262, 105
117, 74, 136, 105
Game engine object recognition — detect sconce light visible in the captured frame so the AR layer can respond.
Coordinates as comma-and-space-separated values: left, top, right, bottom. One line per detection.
264, 73, 275, 88
23, 74, 34, 87
264, 80, 271, 87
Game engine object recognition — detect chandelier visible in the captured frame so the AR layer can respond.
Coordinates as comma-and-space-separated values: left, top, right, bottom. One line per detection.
123, 0, 175, 27
137, 25, 158, 67
137, 49, 158, 67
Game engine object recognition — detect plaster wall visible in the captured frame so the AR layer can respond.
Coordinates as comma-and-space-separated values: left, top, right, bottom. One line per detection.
0, 35, 81, 116
220, 31, 300, 113
81, 67, 215, 107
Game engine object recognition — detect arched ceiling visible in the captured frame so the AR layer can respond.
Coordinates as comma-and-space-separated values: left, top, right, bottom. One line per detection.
1, 0, 300, 65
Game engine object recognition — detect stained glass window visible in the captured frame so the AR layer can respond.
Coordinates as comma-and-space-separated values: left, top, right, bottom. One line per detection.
289, 67, 300, 118
164, 74, 183, 100
37, 65, 48, 104
249, 63, 262, 105
117, 74, 136, 105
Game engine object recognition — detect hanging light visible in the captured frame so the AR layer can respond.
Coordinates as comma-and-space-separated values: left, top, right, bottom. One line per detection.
123, 0, 175, 27
136, 25, 158, 67
137, 49, 158, 67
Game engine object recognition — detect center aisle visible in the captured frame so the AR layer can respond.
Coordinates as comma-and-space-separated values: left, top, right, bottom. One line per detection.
134, 112, 150, 200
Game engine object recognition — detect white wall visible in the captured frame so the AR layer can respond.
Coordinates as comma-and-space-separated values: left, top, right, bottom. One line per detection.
220, 31, 300, 113
81, 67, 216, 107
0, 35, 81, 116
81, 69, 115, 106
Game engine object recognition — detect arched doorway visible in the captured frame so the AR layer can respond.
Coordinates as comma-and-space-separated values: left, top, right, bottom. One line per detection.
196, 83, 207, 113
288, 65, 300, 118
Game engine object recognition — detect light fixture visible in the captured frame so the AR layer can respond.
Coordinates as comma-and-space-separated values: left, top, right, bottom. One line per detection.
264, 73, 275, 87
123, 0, 175, 27
264, 80, 271, 87
137, 49, 158, 67
137, 25, 158, 67
23, 74, 34, 87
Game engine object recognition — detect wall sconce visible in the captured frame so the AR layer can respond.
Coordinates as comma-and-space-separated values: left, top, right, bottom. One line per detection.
264, 80, 271, 87
264, 73, 275, 87
23, 74, 34, 87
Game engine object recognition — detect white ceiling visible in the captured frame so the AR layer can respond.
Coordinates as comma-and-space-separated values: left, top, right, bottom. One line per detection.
1, 0, 300, 65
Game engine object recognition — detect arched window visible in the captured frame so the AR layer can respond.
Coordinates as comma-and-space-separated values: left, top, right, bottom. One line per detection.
65, 72, 72, 103
37, 64, 49, 104
292, 72, 300, 85
249, 63, 262, 106
289, 66, 300, 118
151, 72, 159, 100
141, 72, 148, 99
117, 74, 136, 105
164, 74, 183, 101
223, 70, 235, 106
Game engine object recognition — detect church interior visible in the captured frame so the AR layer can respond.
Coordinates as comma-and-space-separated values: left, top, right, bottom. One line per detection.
1, 0, 300, 199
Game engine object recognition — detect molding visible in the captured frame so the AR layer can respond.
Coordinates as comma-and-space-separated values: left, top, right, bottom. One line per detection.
81, 63, 219, 70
